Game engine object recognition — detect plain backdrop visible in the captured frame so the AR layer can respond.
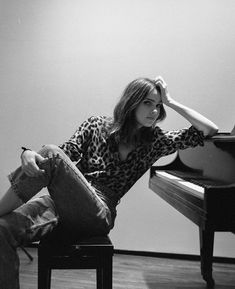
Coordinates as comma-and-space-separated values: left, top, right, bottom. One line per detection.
0, 0, 235, 257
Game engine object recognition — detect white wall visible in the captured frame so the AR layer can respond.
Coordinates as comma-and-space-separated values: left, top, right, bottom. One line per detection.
0, 0, 235, 257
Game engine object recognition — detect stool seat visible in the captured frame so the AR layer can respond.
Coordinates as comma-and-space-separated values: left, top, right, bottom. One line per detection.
38, 235, 113, 289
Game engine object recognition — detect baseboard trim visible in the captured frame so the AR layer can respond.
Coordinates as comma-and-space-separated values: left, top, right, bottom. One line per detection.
114, 249, 235, 264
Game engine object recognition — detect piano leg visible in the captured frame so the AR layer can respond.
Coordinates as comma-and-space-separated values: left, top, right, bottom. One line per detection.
199, 227, 215, 288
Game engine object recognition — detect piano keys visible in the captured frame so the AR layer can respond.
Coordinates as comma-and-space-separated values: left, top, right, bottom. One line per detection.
154, 171, 205, 198
149, 133, 235, 288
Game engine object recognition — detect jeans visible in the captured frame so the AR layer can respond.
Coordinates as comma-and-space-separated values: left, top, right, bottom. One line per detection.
0, 144, 113, 289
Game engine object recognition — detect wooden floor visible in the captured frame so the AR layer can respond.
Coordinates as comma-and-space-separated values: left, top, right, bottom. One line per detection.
19, 248, 235, 289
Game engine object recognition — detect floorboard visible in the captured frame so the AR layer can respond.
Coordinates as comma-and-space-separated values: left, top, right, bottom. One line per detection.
18, 248, 235, 289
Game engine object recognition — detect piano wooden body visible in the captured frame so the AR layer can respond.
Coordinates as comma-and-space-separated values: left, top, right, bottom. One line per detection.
149, 133, 235, 288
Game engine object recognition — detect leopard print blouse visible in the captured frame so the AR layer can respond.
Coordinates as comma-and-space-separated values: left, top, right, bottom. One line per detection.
59, 116, 204, 210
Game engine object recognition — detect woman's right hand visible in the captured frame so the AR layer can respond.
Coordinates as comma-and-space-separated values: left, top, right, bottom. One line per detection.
21, 150, 47, 177
154, 76, 174, 106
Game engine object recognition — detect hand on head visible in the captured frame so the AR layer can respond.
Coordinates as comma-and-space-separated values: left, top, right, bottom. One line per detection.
154, 76, 173, 105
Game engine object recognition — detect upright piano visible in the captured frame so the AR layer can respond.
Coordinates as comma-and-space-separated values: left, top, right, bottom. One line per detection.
149, 133, 235, 288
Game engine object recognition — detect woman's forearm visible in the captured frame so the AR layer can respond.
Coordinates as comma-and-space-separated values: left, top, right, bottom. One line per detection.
167, 99, 219, 137
154, 76, 219, 137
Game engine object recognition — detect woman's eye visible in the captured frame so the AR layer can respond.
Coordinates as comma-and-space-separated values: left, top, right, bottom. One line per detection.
144, 101, 151, 105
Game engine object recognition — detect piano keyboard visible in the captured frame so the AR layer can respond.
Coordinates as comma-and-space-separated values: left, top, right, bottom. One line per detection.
155, 171, 205, 199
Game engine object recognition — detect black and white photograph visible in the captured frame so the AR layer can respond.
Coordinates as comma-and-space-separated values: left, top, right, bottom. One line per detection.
0, 1, 235, 288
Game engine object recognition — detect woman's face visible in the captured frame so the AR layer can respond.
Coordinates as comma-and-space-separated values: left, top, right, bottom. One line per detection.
134, 88, 162, 128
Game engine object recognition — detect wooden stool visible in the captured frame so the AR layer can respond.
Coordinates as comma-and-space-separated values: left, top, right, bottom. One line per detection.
37, 235, 114, 289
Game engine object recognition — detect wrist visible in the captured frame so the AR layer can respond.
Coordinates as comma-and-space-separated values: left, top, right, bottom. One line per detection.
164, 98, 177, 108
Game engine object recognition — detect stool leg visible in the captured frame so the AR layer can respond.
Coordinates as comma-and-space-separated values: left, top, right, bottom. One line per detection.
38, 248, 52, 289
38, 265, 51, 289
99, 255, 113, 289
97, 267, 103, 289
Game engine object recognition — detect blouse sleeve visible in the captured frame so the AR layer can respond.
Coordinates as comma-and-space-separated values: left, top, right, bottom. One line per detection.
59, 116, 97, 162
153, 125, 205, 157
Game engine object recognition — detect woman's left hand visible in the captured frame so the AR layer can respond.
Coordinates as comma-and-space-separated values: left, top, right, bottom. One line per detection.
154, 76, 174, 106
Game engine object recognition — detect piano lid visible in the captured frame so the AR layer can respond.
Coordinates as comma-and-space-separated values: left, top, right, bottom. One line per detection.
176, 133, 235, 184
231, 125, 235, 136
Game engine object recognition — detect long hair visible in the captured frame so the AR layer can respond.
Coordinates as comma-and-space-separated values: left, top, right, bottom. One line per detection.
108, 78, 166, 144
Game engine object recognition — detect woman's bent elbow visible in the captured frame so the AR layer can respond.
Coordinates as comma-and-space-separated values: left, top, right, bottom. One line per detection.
205, 126, 219, 137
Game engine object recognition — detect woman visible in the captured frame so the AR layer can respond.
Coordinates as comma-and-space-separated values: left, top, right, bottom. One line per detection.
0, 76, 218, 288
